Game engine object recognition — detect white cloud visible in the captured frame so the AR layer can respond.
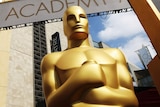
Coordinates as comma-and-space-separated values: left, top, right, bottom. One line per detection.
98, 11, 144, 41
94, 11, 157, 68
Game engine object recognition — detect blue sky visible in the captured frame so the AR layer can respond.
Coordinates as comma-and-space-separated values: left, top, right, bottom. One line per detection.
88, 11, 157, 69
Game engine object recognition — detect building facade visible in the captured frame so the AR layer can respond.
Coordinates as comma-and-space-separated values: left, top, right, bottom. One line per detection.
0, 26, 34, 107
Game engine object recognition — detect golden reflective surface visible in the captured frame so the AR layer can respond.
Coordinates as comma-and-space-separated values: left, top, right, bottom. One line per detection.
41, 6, 138, 107
63, 6, 89, 40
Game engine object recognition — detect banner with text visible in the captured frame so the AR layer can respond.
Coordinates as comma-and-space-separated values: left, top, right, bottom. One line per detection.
0, 0, 131, 28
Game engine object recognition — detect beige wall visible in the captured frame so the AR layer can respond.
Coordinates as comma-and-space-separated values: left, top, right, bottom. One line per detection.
0, 30, 11, 107
0, 26, 34, 107
6, 27, 34, 107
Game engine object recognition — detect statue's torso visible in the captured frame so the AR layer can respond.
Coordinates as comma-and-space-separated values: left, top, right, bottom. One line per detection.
55, 47, 118, 88
46, 47, 136, 107
56, 47, 116, 69
53, 48, 121, 107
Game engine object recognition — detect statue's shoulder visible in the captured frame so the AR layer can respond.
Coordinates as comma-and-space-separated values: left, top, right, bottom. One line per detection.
103, 48, 125, 61
103, 47, 121, 53
41, 52, 64, 67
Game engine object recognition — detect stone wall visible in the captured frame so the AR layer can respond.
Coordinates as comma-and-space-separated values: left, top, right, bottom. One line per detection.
0, 30, 11, 107
6, 26, 34, 107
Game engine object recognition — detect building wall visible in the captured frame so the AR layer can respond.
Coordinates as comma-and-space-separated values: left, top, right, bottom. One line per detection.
6, 27, 34, 107
127, 62, 141, 86
0, 30, 11, 107
0, 2, 34, 106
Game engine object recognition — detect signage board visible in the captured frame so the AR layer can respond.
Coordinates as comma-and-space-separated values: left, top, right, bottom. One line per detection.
0, 0, 131, 28
51, 32, 61, 52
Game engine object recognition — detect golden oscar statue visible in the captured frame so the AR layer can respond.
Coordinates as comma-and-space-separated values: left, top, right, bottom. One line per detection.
40, 6, 138, 107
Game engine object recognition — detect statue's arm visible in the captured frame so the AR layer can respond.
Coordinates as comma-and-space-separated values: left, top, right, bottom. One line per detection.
41, 54, 105, 106
41, 54, 75, 107
81, 49, 138, 107
110, 49, 139, 106
115, 49, 134, 89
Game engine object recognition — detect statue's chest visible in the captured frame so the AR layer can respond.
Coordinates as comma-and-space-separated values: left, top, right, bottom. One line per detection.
56, 49, 116, 70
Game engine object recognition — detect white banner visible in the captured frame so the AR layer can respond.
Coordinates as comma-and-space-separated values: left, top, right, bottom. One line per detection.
0, 0, 130, 28
137, 46, 152, 68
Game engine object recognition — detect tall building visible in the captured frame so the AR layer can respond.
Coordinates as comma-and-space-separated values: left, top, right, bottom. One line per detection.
33, 22, 47, 106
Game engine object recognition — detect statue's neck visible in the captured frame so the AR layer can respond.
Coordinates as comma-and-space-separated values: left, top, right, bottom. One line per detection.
67, 38, 90, 49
